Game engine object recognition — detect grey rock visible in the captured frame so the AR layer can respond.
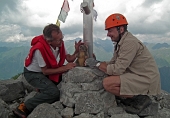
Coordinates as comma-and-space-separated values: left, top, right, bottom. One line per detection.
101, 91, 117, 113
60, 94, 75, 107
138, 102, 159, 117
27, 103, 62, 118
60, 82, 82, 98
81, 79, 103, 91
110, 113, 140, 118
0, 79, 25, 102
52, 101, 64, 114
16, 74, 35, 93
93, 112, 105, 118
91, 68, 107, 77
75, 92, 103, 114
108, 107, 125, 116
158, 108, 170, 118
63, 67, 98, 83
160, 94, 170, 109
61, 107, 74, 118
0, 67, 170, 118
0, 99, 9, 118
73, 113, 95, 118
85, 58, 99, 68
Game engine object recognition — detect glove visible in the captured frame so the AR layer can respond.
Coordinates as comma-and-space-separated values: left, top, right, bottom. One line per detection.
85, 58, 100, 68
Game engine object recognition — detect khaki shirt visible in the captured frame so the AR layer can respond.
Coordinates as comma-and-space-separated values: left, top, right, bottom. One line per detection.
107, 32, 161, 95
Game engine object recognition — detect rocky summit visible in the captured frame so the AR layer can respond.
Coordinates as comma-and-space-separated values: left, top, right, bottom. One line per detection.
0, 67, 170, 118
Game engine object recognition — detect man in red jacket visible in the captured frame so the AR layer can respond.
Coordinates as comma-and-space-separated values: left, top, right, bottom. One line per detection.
13, 24, 82, 117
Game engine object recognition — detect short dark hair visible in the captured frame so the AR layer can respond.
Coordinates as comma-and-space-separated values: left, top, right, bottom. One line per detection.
43, 24, 61, 41
123, 25, 128, 31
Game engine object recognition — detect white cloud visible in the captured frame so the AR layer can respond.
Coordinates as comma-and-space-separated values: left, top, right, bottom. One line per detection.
0, 0, 170, 44
0, 24, 19, 33
6, 34, 24, 42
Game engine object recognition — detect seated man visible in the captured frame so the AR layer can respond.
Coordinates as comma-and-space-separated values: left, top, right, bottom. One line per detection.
13, 24, 82, 117
86, 13, 161, 114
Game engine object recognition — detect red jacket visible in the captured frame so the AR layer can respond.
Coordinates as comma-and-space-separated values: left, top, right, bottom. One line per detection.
25, 35, 66, 82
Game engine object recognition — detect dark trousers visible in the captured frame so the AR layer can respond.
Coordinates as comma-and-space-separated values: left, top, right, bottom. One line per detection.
23, 67, 60, 112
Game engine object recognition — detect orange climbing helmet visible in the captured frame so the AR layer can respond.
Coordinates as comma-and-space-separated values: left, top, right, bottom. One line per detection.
105, 13, 128, 30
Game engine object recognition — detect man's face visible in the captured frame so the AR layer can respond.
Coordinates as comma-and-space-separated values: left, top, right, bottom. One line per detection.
49, 31, 64, 48
107, 27, 119, 42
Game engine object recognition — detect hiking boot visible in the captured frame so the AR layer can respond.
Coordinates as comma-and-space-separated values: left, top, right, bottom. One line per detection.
125, 95, 152, 114
115, 96, 122, 106
121, 97, 135, 106
13, 103, 29, 118
115, 96, 135, 106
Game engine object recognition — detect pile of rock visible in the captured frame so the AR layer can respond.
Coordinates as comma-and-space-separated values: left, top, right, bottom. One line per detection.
0, 67, 170, 118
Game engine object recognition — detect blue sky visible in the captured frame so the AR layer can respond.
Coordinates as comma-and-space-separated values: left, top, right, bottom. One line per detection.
0, 0, 170, 43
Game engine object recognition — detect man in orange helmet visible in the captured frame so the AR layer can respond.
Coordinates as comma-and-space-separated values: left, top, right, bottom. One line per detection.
85, 13, 161, 115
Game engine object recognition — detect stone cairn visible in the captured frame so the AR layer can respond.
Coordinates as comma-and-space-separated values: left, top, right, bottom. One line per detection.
0, 67, 170, 118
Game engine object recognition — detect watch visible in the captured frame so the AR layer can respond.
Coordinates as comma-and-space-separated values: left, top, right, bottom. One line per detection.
96, 62, 101, 67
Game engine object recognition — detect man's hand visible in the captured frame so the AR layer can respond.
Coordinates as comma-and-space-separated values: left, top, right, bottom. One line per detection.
74, 40, 83, 53
85, 58, 99, 68
65, 63, 76, 70
99, 62, 107, 73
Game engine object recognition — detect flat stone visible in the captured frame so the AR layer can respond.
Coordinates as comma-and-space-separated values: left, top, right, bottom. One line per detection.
138, 102, 158, 117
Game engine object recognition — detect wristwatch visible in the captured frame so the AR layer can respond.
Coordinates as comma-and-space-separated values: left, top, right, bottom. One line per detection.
96, 62, 101, 67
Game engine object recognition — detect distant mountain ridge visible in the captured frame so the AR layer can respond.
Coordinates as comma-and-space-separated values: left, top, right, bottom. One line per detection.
152, 43, 170, 49
0, 39, 170, 93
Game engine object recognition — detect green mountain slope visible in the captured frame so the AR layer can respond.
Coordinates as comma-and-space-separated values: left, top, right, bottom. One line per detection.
0, 46, 29, 79
0, 40, 170, 93
150, 48, 170, 66
145, 42, 170, 67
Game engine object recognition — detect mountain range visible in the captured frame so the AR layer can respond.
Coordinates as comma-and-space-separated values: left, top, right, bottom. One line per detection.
0, 38, 170, 92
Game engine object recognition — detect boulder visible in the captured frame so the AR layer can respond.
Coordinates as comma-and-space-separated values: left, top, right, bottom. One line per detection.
0, 67, 170, 118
